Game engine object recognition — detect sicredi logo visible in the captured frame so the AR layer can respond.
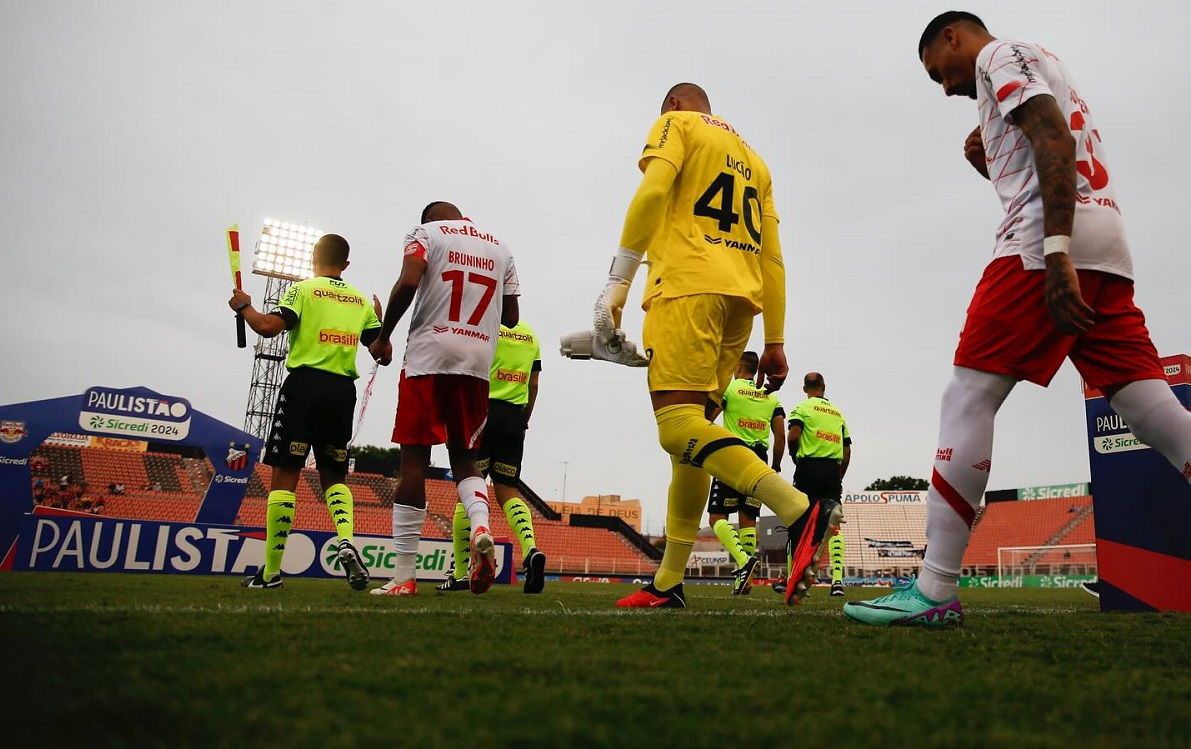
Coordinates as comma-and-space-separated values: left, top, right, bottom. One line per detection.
1094, 432, 1147, 455
79, 387, 192, 441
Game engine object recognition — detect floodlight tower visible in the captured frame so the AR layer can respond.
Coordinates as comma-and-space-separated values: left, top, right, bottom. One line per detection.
242, 218, 323, 442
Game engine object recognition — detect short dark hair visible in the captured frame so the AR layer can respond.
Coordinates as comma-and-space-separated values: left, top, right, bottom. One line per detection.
918, 11, 986, 60
804, 372, 825, 390
420, 201, 449, 224
739, 351, 759, 375
313, 233, 350, 267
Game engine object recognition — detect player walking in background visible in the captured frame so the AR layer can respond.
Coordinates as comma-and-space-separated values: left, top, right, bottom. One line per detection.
706, 351, 785, 596
565, 82, 811, 608
439, 319, 548, 594
368, 201, 519, 597
846, 12, 1191, 627
784, 372, 850, 603
229, 233, 381, 591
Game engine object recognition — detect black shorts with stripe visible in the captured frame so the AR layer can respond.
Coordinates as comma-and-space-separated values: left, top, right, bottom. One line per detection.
707, 442, 769, 518
477, 399, 528, 487
264, 367, 356, 474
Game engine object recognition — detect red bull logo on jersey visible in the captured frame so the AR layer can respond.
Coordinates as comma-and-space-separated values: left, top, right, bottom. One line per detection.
737, 418, 767, 431
495, 369, 528, 384
318, 329, 359, 347
440, 225, 500, 246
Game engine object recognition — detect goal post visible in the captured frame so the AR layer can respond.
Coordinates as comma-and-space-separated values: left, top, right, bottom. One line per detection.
996, 543, 1098, 585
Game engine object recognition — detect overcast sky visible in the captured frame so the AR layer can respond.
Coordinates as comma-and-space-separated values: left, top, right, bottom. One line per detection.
3, 2, 1188, 535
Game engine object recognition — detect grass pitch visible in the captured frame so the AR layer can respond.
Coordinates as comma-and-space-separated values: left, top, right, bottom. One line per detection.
2, 574, 1189, 748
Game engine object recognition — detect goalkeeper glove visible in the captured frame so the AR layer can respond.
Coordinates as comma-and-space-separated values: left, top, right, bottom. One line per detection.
559, 248, 649, 367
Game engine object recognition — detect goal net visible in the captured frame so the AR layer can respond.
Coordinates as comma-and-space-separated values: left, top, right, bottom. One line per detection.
997, 544, 1097, 583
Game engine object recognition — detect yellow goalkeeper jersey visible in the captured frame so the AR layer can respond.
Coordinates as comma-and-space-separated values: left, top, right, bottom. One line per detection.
637, 111, 778, 311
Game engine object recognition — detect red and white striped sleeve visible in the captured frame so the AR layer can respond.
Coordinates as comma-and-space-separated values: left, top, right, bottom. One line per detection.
979, 41, 1055, 122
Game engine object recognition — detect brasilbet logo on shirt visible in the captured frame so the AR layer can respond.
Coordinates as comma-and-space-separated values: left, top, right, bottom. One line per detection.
319, 329, 359, 347
495, 369, 528, 384
737, 418, 767, 431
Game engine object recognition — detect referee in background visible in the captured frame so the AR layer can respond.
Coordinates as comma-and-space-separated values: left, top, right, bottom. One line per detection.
782, 372, 851, 604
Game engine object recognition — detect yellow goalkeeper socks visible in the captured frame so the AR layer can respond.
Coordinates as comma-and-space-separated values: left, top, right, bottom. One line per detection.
655, 403, 808, 526
653, 458, 711, 591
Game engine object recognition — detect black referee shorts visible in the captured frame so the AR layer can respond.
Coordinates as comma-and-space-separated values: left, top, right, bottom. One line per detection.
477, 399, 528, 487
793, 457, 843, 502
707, 442, 769, 519
264, 367, 356, 475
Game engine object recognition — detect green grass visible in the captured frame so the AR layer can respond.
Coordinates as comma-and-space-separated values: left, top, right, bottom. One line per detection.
2, 574, 1189, 749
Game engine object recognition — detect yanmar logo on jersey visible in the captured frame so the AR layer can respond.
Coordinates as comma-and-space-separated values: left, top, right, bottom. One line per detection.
495, 369, 528, 384
451, 328, 490, 342
737, 418, 767, 431
440, 225, 500, 245
79, 387, 191, 441
319, 329, 359, 347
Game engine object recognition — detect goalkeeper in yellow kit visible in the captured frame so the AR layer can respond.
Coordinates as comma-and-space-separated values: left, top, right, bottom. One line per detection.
564, 82, 811, 608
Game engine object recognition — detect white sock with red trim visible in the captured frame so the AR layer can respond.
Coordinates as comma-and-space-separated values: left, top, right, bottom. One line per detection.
1110, 379, 1191, 483
919, 367, 1015, 601
392, 503, 426, 583
458, 476, 491, 534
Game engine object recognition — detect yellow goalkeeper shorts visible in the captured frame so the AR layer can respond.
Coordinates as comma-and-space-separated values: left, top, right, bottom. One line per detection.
642, 293, 755, 400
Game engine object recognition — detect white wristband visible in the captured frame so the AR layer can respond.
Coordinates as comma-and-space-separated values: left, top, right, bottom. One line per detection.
608, 247, 643, 284
1043, 235, 1071, 256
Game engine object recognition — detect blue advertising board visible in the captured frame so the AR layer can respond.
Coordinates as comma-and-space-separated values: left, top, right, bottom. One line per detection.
0, 386, 261, 568
1084, 354, 1191, 612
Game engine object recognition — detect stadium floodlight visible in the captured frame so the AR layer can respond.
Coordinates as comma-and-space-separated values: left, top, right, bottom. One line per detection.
251, 217, 323, 281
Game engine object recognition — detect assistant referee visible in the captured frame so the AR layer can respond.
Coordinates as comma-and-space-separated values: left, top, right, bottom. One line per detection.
229, 233, 381, 592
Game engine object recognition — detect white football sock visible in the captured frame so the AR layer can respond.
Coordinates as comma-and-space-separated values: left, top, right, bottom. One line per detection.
1109, 379, 1191, 482
392, 504, 425, 583
457, 476, 491, 534
919, 367, 1015, 602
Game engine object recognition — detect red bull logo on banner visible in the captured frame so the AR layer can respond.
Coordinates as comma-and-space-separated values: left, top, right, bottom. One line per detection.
0, 421, 27, 445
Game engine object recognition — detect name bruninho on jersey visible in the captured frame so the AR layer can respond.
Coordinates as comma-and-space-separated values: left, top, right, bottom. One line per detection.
447, 250, 495, 270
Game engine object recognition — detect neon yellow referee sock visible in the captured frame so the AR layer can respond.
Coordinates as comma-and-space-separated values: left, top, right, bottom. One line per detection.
502, 496, 537, 559
713, 519, 749, 567
451, 502, 470, 581
264, 490, 296, 578
324, 483, 354, 542
739, 526, 757, 558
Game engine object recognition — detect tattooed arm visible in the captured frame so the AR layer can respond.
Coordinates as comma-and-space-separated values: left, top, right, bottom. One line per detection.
1011, 94, 1095, 334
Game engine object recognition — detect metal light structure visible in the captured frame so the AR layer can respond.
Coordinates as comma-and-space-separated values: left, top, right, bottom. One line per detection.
242, 218, 323, 443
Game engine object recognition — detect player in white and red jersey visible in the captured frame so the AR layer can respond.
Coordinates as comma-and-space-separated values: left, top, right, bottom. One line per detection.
845, 12, 1191, 627
369, 200, 520, 597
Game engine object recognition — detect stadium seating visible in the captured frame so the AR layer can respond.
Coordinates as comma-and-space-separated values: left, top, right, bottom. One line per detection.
834, 503, 928, 575
963, 496, 1093, 569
